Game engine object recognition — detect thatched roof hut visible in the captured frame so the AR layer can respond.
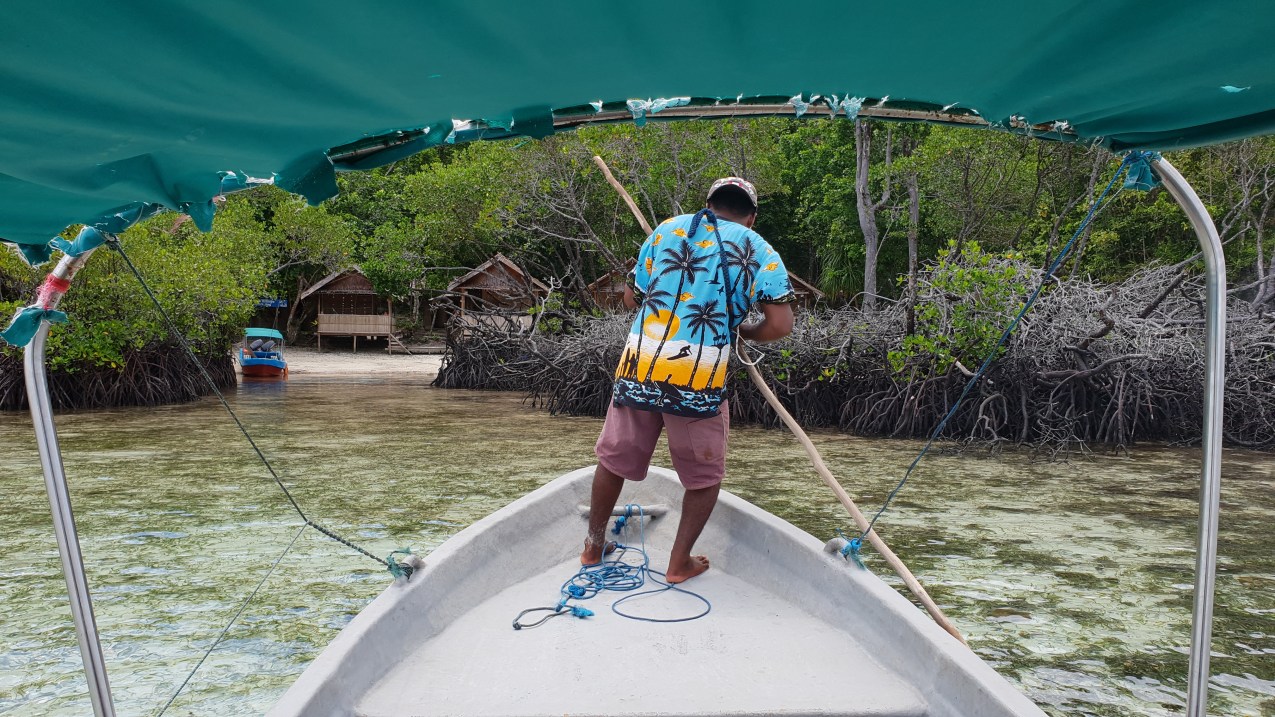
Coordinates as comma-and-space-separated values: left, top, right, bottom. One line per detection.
297, 268, 395, 351
586, 259, 637, 310
786, 271, 826, 309
444, 254, 549, 333
446, 254, 549, 312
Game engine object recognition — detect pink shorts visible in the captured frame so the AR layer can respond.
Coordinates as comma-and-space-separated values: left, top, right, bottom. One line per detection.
595, 401, 730, 490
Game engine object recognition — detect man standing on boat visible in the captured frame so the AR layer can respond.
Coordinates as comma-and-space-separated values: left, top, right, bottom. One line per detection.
583, 177, 795, 582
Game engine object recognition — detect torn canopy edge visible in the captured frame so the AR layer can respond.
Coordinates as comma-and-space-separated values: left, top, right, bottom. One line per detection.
326, 94, 1017, 166
1, 173, 268, 266
3, 94, 1079, 266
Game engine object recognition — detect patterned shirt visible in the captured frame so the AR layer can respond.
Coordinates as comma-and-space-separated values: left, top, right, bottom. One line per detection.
612, 210, 795, 418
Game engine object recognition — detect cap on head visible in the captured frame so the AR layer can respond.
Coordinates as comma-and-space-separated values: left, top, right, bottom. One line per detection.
707, 177, 758, 212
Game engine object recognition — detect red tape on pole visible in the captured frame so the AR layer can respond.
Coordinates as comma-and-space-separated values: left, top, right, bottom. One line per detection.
37, 274, 72, 308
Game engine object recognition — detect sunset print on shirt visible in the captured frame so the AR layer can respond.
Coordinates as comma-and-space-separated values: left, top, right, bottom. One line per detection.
612, 210, 794, 418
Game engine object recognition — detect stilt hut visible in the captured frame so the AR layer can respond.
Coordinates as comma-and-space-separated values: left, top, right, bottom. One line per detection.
586, 259, 637, 310
297, 268, 395, 352
445, 253, 549, 332
787, 271, 826, 309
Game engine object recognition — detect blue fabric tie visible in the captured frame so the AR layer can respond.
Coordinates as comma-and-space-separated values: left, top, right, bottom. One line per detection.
1124, 151, 1163, 191
50, 227, 107, 258
1, 306, 68, 347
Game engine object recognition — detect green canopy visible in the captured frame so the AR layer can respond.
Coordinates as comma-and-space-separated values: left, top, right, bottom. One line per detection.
2, 1, 1273, 252
244, 328, 285, 340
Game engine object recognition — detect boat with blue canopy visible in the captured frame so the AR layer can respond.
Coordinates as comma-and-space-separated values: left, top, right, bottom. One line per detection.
1, 2, 1266, 715
237, 327, 288, 379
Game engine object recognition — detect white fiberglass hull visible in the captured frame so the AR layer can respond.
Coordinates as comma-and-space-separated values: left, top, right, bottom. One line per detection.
270, 466, 1045, 717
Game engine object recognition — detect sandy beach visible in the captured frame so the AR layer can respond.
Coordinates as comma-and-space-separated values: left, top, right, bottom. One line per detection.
282, 346, 444, 378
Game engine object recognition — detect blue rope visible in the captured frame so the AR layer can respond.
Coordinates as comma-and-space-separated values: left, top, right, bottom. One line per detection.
512, 504, 711, 628
847, 151, 1151, 560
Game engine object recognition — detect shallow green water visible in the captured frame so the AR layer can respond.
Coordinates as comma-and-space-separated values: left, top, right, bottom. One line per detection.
1, 374, 1272, 716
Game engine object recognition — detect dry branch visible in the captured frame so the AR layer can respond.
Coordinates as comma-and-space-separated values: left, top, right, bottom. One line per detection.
436, 263, 1275, 451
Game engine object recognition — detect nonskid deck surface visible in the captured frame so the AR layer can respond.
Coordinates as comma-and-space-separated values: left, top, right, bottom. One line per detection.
357, 551, 927, 717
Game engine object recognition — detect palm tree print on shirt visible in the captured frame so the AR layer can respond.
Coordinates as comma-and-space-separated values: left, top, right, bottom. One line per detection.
723, 239, 761, 323
643, 240, 711, 383
684, 299, 726, 389
628, 286, 673, 378
703, 339, 731, 389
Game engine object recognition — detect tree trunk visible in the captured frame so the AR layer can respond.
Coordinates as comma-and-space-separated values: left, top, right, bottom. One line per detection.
906, 170, 920, 335
854, 120, 892, 309
1254, 242, 1275, 308
1251, 203, 1274, 309
1068, 154, 1106, 278
285, 276, 307, 343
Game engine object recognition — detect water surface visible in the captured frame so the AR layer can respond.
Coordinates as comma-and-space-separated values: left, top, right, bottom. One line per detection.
1, 375, 1272, 716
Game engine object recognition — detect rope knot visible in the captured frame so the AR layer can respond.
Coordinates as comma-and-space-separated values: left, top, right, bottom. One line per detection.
843, 538, 866, 569
613, 504, 638, 535
1, 306, 69, 348
386, 548, 415, 580
834, 530, 867, 569
1123, 150, 1163, 192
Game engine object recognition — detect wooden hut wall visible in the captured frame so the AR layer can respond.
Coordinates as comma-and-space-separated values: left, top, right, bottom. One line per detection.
587, 259, 636, 311
318, 293, 379, 315
590, 275, 628, 310
461, 266, 536, 310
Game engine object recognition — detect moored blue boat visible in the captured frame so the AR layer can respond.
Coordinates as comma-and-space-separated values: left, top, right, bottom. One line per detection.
238, 328, 288, 378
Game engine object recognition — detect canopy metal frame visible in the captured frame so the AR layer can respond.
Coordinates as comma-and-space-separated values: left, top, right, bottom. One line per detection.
1153, 158, 1226, 717
22, 155, 1225, 717
23, 245, 116, 717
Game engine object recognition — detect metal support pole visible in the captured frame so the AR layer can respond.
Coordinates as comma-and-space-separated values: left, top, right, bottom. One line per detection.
23, 247, 117, 717
1152, 157, 1226, 717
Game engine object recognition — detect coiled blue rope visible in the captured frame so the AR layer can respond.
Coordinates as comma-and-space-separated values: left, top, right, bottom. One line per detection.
843, 151, 1159, 564
512, 504, 711, 628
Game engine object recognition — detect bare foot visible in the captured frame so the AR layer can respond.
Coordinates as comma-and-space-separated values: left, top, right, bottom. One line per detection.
665, 555, 710, 584
580, 539, 618, 565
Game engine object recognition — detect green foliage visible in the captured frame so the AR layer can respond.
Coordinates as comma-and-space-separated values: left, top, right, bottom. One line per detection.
217, 185, 354, 297
774, 119, 862, 297
913, 127, 1041, 247
772, 347, 795, 381
338, 142, 516, 296
4, 120, 1271, 385
889, 240, 1029, 373
1, 213, 270, 373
